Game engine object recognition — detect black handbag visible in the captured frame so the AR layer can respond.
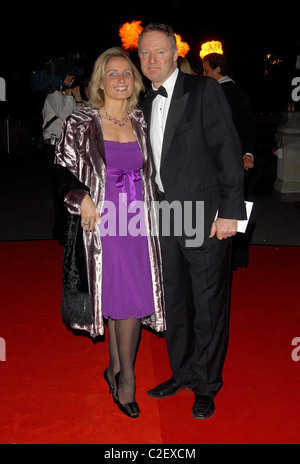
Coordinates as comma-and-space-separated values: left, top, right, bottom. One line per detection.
61, 213, 94, 327
53, 163, 94, 327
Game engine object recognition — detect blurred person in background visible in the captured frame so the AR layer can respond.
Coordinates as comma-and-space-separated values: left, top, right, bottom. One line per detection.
42, 75, 85, 244
203, 53, 256, 269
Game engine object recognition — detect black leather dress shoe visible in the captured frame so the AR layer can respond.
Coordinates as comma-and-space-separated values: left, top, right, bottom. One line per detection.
192, 395, 215, 419
147, 378, 191, 398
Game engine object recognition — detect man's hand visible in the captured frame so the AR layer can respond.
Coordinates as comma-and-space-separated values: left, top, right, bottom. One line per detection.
243, 154, 254, 170
63, 75, 75, 96
209, 218, 237, 240
72, 85, 81, 101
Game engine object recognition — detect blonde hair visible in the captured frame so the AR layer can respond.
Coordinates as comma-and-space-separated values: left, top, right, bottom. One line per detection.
88, 47, 144, 111
178, 57, 194, 75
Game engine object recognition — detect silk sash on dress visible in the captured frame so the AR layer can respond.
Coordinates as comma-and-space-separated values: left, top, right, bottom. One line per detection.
107, 168, 141, 205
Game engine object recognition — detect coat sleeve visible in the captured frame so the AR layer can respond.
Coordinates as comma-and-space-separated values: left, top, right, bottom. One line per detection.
202, 78, 247, 220
54, 115, 90, 215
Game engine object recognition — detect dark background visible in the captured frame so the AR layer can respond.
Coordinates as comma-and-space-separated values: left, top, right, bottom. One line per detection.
1, 2, 300, 245
1, 2, 300, 118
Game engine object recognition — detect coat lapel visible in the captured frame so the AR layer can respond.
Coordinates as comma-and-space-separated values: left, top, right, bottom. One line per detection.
141, 95, 156, 177
161, 71, 189, 165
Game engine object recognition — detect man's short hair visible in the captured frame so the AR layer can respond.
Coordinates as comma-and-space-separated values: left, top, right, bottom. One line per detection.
203, 53, 228, 76
138, 23, 178, 54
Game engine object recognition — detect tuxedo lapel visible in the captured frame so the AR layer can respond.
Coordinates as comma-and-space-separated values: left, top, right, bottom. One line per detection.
161, 72, 189, 165
142, 72, 189, 178
141, 95, 155, 172
141, 94, 153, 130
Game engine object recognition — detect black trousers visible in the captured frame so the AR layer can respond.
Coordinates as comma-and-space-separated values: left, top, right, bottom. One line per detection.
158, 192, 232, 397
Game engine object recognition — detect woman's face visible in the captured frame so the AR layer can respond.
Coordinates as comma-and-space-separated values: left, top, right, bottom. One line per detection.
100, 56, 134, 103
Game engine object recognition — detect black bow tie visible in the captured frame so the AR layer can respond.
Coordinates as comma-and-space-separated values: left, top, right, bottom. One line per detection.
146, 86, 168, 99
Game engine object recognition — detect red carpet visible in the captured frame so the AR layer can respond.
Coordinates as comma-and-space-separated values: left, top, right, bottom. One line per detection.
0, 241, 300, 444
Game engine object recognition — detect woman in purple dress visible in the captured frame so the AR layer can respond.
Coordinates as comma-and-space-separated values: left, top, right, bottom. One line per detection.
54, 48, 165, 419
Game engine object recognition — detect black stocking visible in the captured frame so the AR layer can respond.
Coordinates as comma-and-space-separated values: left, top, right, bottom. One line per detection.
107, 317, 141, 404
106, 318, 120, 392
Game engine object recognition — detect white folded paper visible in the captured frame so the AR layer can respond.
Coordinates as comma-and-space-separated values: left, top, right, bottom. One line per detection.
237, 201, 253, 233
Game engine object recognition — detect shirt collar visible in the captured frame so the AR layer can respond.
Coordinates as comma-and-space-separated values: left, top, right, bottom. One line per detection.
218, 75, 235, 84
152, 67, 179, 96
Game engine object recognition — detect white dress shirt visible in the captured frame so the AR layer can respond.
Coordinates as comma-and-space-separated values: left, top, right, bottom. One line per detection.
150, 68, 179, 192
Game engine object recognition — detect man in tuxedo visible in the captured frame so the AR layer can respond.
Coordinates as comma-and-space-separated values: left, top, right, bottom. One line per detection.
138, 23, 246, 419
202, 53, 255, 177
203, 53, 256, 269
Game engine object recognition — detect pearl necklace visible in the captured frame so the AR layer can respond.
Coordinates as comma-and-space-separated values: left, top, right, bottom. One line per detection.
105, 109, 130, 127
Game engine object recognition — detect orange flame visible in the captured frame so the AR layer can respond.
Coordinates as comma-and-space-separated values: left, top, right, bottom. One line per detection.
174, 33, 190, 58
119, 20, 143, 50
199, 41, 224, 59
119, 22, 190, 58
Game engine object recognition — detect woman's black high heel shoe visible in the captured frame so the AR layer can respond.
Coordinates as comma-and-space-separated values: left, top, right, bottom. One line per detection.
103, 368, 114, 395
114, 372, 140, 419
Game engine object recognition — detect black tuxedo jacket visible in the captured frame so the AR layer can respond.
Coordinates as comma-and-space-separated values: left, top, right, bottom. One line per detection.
141, 71, 247, 242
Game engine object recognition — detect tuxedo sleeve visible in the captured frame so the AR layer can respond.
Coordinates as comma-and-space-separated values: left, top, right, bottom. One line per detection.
202, 78, 247, 220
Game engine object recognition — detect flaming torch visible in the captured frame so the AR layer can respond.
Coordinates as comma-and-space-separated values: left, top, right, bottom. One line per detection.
119, 20, 143, 51
175, 33, 190, 58
199, 41, 224, 59
119, 21, 190, 58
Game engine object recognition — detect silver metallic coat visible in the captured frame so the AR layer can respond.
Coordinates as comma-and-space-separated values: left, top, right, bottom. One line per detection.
55, 106, 166, 337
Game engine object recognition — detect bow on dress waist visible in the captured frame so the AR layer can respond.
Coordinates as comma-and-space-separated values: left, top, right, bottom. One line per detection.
107, 168, 141, 205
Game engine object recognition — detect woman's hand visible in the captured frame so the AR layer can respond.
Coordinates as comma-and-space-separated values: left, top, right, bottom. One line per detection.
80, 194, 101, 232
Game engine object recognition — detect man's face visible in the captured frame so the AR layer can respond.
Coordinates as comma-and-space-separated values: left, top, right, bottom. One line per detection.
202, 61, 220, 80
139, 31, 178, 88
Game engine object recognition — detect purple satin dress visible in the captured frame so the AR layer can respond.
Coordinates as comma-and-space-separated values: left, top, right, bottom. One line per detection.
99, 140, 155, 320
